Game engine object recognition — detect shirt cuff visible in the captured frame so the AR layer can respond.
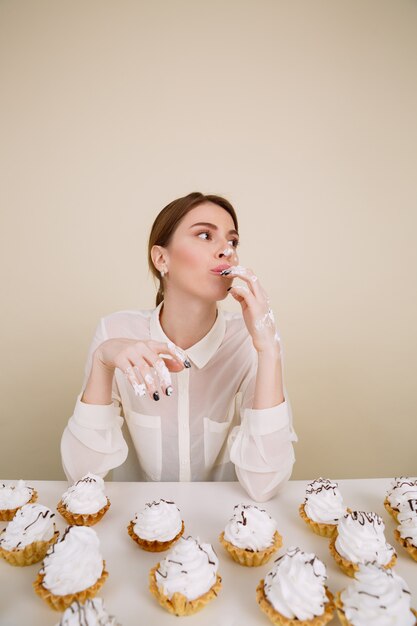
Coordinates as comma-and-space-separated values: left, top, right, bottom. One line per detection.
241, 400, 290, 436
72, 392, 122, 430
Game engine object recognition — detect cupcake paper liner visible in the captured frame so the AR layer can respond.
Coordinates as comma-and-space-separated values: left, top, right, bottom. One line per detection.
127, 520, 185, 552
298, 503, 338, 539
149, 564, 222, 616
384, 497, 399, 522
56, 498, 111, 526
256, 580, 335, 626
329, 535, 397, 577
33, 560, 108, 611
0, 490, 38, 522
219, 530, 283, 567
335, 590, 417, 626
0, 530, 59, 566
394, 528, 417, 562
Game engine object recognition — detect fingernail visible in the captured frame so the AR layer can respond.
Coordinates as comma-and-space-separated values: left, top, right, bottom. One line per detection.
227, 287, 232, 291
220, 269, 231, 275
184, 359, 192, 368
153, 391, 160, 401
166, 386, 173, 396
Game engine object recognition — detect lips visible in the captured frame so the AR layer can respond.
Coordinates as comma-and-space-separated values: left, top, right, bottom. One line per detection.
210, 264, 231, 273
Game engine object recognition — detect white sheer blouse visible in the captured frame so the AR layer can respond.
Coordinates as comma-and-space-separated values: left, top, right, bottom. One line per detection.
60, 301, 297, 502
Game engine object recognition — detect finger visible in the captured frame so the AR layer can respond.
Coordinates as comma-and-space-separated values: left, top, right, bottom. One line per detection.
147, 340, 191, 369
228, 284, 255, 306
139, 364, 161, 401
220, 265, 260, 297
140, 346, 174, 397
120, 359, 148, 398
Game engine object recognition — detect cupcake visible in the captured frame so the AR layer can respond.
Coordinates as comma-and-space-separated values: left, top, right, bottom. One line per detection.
256, 546, 335, 626
385, 477, 417, 522
299, 478, 348, 538
57, 473, 110, 526
33, 525, 108, 611
219, 504, 282, 566
0, 503, 58, 566
127, 499, 184, 552
55, 598, 121, 625
394, 498, 417, 562
329, 511, 397, 577
0, 479, 38, 521
335, 562, 417, 626
149, 535, 222, 616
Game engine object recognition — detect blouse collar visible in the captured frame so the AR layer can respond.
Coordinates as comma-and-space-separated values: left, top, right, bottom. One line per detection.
149, 300, 226, 369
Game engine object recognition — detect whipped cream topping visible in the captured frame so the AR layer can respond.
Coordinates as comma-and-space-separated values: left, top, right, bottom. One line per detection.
61, 473, 107, 514
41, 526, 104, 595
387, 477, 417, 510
397, 498, 417, 547
133, 499, 182, 542
56, 598, 121, 626
336, 511, 396, 566
0, 479, 34, 510
264, 546, 328, 621
0, 503, 55, 550
155, 536, 219, 601
340, 563, 415, 626
223, 504, 277, 550
304, 477, 347, 524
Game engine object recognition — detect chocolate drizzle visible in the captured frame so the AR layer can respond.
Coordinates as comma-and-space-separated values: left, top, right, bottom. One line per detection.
349, 511, 382, 527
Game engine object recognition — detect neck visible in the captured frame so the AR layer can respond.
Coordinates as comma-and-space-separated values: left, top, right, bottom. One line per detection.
159, 292, 218, 350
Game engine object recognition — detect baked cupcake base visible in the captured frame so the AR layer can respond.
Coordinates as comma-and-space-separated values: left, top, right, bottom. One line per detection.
0, 530, 59, 566
56, 498, 111, 526
0, 490, 38, 522
394, 528, 417, 562
329, 536, 397, 577
335, 590, 417, 626
33, 561, 108, 611
149, 564, 221, 616
256, 580, 335, 626
219, 530, 282, 567
384, 497, 399, 522
298, 503, 338, 539
127, 519, 184, 552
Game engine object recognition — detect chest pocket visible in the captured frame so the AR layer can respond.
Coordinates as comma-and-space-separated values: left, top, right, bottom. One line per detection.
203, 393, 241, 469
125, 409, 162, 481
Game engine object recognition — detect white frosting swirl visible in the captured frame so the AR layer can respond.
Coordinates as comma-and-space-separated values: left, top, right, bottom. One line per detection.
0, 479, 34, 509
61, 473, 107, 514
341, 563, 415, 626
56, 598, 121, 626
264, 547, 328, 620
387, 477, 417, 510
155, 536, 218, 601
397, 499, 417, 547
223, 504, 277, 550
41, 526, 104, 595
335, 511, 396, 566
133, 499, 182, 542
0, 503, 55, 550
304, 478, 347, 524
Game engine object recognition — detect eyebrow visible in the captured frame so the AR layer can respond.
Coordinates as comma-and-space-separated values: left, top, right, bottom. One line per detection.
188, 222, 239, 237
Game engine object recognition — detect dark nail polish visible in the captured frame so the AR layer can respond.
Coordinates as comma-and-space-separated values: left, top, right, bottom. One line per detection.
227, 287, 232, 291
220, 269, 231, 275
166, 386, 173, 396
153, 391, 160, 401
184, 359, 191, 368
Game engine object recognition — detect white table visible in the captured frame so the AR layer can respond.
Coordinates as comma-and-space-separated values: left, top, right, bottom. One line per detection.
0, 478, 415, 626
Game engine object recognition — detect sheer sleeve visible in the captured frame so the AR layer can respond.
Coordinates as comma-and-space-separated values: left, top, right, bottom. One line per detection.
228, 339, 297, 502
60, 318, 128, 482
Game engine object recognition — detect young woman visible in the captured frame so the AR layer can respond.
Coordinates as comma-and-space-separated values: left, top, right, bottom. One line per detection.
61, 192, 297, 502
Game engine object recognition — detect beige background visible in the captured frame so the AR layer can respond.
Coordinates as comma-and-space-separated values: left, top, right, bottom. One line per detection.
1, 0, 416, 481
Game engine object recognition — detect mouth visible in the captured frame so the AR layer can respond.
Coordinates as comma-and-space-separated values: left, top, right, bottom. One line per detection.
210, 264, 232, 275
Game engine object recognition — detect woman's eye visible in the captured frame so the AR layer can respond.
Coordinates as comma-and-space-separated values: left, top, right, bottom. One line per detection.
197, 232, 239, 247
197, 232, 211, 240
229, 239, 239, 248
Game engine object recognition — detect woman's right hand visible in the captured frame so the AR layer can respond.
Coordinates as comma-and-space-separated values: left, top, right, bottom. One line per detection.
94, 338, 191, 401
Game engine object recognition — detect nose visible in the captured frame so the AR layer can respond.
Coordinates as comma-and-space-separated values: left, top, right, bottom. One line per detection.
219, 243, 237, 260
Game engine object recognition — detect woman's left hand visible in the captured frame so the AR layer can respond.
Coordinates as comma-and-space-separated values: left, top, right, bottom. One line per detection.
221, 265, 280, 354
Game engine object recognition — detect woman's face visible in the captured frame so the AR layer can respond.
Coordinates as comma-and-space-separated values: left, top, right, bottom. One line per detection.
162, 202, 240, 301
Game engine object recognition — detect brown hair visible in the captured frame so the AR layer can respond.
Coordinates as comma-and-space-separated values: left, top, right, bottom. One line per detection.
148, 192, 239, 306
